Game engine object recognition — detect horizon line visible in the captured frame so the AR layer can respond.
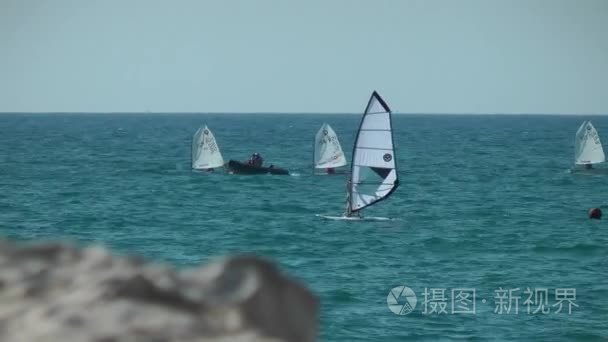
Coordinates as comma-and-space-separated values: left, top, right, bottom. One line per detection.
0, 111, 606, 116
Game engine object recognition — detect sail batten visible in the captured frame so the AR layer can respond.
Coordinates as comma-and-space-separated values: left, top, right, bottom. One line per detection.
574, 121, 605, 165
346, 91, 399, 215
355, 147, 393, 151
364, 111, 391, 115
352, 182, 396, 186
192, 125, 225, 170
314, 123, 347, 169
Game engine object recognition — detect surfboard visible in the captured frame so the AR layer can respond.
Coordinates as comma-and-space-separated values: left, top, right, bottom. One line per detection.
315, 214, 393, 221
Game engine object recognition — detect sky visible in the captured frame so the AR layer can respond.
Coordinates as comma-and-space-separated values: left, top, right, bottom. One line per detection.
1, 0, 607, 114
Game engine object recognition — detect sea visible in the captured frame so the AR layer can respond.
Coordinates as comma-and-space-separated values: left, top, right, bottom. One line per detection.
1, 113, 607, 341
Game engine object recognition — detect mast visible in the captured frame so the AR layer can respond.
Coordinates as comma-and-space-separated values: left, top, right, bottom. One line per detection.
312, 132, 316, 175
191, 126, 200, 171
344, 176, 355, 217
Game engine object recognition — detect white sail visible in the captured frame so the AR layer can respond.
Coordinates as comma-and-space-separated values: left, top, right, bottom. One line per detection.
574, 121, 605, 165
314, 123, 347, 169
192, 125, 224, 169
346, 91, 398, 215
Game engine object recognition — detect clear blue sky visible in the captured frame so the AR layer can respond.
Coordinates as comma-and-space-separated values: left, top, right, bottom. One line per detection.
1, 0, 607, 114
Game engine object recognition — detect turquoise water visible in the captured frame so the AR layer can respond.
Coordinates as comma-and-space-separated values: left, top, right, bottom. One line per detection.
1, 113, 607, 341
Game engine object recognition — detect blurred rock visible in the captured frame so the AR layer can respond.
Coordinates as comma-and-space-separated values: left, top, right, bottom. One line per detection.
0, 240, 318, 342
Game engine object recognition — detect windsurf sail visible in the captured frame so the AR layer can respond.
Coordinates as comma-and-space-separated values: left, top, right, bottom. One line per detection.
191, 125, 224, 170
313, 123, 347, 170
574, 121, 605, 165
345, 91, 398, 216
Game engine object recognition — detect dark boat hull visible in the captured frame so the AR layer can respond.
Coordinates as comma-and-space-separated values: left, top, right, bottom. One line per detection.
226, 160, 289, 175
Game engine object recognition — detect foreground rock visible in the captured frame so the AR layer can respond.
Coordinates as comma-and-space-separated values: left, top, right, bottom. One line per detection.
0, 240, 318, 342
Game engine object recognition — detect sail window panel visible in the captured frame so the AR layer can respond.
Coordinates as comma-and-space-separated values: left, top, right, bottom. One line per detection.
351, 173, 396, 210
350, 166, 397, 210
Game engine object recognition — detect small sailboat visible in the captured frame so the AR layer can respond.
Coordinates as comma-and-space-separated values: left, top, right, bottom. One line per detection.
191, 125, 225, 171
574, 121, 605, 168
313, 123, 347, 174
318, 91, 399, 220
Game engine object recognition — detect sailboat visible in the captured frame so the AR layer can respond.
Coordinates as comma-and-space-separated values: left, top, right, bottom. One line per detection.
313, 123, 347, 174
318, 91, 399, 220
574, 121, 605, 168
191, 125, 225, 171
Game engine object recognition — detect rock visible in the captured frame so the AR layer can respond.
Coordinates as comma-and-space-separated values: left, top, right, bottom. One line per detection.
0, 240, 318, 342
